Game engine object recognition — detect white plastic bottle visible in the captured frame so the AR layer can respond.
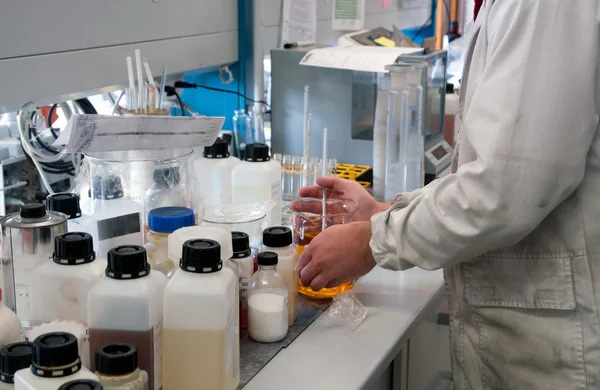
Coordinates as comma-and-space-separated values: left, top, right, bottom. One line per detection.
87, 176, 143, 258
193, 138, 240, 207
0, 289, 21, 349
87, 246, 167, 390
0, 342, 33, 388
231, 143, 282, 226
14, 332, 98, 389
29, 232, 105, 327
95, 343, 148, 390
46, 193, 97, 248
144, 207, 195, 278
248, 252, 289, 343
231, 232, 254, 329
163, 239, 239, 390
262, 227, 298, 325
26, 321, 90, 370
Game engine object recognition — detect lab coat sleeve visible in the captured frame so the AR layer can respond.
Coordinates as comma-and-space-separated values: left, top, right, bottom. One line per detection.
370, 0, 599, 271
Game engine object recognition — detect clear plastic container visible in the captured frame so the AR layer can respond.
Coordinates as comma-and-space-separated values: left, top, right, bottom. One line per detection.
143, 168, 187, 226
144, 207, 195, 278
46, 194, 96, 250
230, 232, 254, 329
231, 144, 281, 226
0, 342, 33, 388
248, 252, 289, 343
384, 63, 426, 199
291, 198, 358, 299
202, 203, 267, 250
232, 109, 252, 159
261, 227, 298, 325
29, 232, 105, 327
0, 290, 21, 350
87, 176, 144, 258
87, 246, 167, 390
14, 332, 98, 389
163, 239, 239, 390
95, 344, 148, 390
193, 138, 240, 207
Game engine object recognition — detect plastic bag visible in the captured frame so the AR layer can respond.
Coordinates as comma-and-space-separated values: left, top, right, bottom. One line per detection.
323, 291, 370, 332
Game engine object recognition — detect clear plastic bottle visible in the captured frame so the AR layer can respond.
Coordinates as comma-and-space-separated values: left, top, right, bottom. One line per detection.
58, 379, 103, 390
0, 342, 33, 389
144, 207, 195, 278
163, 239, 239, 390
144, 168, 187, 225
231, 144, 282, 226
230, 232, 254, 329
46, 194, 97, 250
232, 109, 252, 159
248, 252, 289, 343
88, 176, 143, 258
95, 344, 148, 390
261, 227, 298, 325
14, 332, 98, 389
0, 289, 21, 350
87, 246, 167, 390
29, 232, 105, 327
193, 138, 240, 207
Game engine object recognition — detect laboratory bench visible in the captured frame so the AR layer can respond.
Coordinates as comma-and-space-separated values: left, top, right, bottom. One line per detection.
243, 267, 451, 390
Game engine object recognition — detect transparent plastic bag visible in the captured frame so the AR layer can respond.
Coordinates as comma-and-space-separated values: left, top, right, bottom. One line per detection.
323, 291, 370, 332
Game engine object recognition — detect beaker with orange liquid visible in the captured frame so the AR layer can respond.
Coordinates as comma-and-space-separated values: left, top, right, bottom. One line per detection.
291, 197, 359, 299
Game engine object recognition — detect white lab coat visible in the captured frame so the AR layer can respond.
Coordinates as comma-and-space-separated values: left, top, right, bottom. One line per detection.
370, 0, 600, 388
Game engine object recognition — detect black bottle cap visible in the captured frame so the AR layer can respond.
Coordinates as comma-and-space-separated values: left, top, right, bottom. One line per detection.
106, 246, 150, 280
152, 167, 181, 187
204, 138, 230, 158
257, 252, 278, 266
180, 239, 222, 273
0, 342, 33, 384
263, 226, 293, 248
243, 143, 270, 162
95, 343, 138, 377
231, 232, 251, 258
32, 332, 79, 370
46, 193, 82, 219
93, 176, 124, 200
54, 232, 96, 265
20, 203, 46, 219
221, 133, 233, 145
58, 380, 104, 390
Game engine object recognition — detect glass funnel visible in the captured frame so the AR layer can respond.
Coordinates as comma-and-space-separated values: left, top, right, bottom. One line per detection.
289, 197, 359, 299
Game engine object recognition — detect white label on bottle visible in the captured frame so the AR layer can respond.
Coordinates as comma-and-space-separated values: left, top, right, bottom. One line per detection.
283, 296, 289, 331
226, 304, 235, 369
153, 318, 163, 390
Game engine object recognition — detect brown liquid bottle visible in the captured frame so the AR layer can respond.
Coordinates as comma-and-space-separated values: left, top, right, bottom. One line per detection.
87, 246, 167, 390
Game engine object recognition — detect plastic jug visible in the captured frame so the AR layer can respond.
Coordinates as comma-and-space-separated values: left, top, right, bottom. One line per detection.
193, 138, 240, 207
291, 198, 358, 299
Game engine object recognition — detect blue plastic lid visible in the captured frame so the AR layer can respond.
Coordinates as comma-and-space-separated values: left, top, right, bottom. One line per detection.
148, 207, 195, 233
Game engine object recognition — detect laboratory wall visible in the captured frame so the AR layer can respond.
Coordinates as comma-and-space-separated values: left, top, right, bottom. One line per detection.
261, 0, 432, 54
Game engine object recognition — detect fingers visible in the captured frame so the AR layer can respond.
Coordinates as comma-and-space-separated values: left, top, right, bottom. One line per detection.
309, 274, 331, 292
298, 185, 324, 199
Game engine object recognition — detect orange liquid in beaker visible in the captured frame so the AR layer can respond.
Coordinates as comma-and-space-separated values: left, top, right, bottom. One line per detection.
295, 228, 354, 299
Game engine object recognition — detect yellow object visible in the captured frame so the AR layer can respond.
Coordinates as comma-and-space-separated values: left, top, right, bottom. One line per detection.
335, 164, 372, 187
374, 36, 396, 47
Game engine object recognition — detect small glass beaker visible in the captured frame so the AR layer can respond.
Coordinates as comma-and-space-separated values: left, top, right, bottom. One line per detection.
202, 203, 268, 249
290, 197, 358, 299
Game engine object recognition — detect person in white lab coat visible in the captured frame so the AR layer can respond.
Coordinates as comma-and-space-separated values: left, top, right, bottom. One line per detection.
296, 0, 600, 388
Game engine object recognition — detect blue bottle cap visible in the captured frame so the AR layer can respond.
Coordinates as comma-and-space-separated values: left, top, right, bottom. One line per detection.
148, 207, 195, 233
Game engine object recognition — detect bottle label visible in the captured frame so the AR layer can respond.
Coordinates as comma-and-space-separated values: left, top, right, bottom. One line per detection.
96, 212, 141, 240
226, 303, 235, 370
153, 318, 163, 390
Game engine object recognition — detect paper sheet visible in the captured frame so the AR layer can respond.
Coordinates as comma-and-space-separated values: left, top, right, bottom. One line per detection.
332, 0, 365, 31
56, 114, 225, 153
299, 46, 423, 73
281, 0, 317, 44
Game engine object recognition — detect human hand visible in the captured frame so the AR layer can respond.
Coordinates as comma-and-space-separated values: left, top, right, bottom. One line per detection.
299, 221, 377, 291
294, 177, 390, 222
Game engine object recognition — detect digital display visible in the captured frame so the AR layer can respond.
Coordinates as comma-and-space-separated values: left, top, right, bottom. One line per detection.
431, 145, 448, 160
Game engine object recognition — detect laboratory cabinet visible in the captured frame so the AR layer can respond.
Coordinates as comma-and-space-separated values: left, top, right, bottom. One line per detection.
0, 0, 238, 113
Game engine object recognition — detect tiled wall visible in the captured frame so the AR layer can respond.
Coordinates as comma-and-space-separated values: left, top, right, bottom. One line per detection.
261, 0, 432, 55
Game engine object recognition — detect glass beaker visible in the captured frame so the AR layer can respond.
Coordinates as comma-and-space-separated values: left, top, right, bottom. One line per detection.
202, 202, 268, 250
290, 198, 359, 299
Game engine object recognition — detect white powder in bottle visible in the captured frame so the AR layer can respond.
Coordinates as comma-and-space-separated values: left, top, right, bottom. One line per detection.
247, 291, 288, 343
